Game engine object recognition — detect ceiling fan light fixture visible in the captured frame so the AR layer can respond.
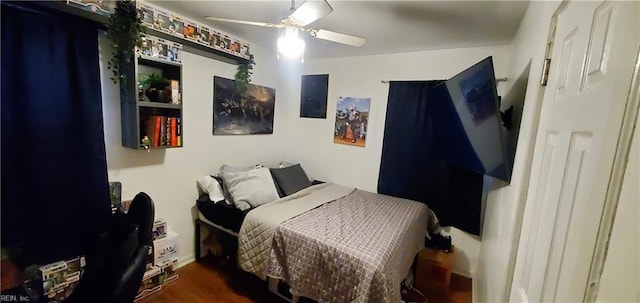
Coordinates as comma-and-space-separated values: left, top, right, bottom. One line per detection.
277, 27, 305, 59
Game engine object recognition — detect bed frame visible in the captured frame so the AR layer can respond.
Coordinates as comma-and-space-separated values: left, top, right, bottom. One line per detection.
194, 217, 306, 302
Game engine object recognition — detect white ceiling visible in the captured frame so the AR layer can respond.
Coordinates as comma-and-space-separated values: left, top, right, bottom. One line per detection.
150, 1, 530, 59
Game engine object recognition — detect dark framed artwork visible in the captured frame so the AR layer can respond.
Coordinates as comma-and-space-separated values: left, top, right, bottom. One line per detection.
300, 74, 329, 118
213, 76, 276, 135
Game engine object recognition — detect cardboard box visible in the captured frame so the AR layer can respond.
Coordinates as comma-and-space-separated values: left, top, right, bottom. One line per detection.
39, 256, 85, 302
152, 219, 167, 241
153, 230, 178, 265
145, 246, 154, 271
66, 0, 116, 17
158, 258, 179, 284
134, 266, 162, 301
414, 246, 455, 294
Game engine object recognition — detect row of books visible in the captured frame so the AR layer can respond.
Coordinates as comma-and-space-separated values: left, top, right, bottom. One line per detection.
137, 0, 251, 59
145, 116, 182, 147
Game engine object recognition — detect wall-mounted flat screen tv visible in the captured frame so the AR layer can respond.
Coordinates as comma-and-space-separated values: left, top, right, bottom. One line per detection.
430, 56, 511, 181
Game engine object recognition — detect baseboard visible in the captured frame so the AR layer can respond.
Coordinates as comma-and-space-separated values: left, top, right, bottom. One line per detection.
177, 254, 195, 269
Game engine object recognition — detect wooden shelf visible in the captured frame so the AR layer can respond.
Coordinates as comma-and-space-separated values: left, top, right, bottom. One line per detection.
138, 55, 182, 67
121, 49, 184, 150
36, 1, 249, 65
145, 28, 250, 65
138, 101, 181, 109
148, 145, 182, 150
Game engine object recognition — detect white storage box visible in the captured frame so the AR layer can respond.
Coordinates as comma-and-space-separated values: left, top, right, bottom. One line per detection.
153, 230, 178, 265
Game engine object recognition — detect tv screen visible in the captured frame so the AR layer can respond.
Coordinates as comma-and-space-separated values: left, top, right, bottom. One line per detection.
430, 56, 511, 181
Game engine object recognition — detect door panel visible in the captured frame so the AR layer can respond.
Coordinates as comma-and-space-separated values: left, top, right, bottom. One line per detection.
510, 1, 639, 302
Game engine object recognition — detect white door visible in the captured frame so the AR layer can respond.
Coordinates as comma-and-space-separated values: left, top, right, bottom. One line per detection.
510, 1, 639, 303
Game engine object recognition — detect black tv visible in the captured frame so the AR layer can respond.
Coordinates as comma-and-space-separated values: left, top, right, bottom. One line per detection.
430, 56, 511, 182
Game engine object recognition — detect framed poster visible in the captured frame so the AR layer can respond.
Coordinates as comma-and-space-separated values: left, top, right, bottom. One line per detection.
300, 74, 329, 118
334, 97, 370, 147
213, 77, 276, 135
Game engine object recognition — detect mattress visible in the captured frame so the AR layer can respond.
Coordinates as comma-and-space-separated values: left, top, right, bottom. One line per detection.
236, 184, 430, 303
196, 194, 250, 233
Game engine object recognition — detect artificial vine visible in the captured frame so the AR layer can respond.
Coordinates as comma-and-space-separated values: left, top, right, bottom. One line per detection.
107, 0, 145, 84
234, 53, 255, 98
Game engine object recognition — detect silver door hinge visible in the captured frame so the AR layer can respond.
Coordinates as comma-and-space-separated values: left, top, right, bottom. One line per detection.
541, 58, 551, 86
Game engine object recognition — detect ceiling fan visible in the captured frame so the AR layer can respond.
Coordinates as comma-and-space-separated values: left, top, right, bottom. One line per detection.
204, 0, 366, 59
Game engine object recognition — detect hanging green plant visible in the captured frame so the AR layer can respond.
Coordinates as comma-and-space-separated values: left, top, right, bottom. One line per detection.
107, 0, 145, 85
234, 53, 255, 98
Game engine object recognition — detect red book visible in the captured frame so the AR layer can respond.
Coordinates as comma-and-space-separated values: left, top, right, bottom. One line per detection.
146, 116, 156, 146
171, 117, 177, 146
176, 117, 181, 146
165, 116, 171, 146
154, 116, 161, 146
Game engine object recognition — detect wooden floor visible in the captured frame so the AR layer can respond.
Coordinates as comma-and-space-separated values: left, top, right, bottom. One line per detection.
138, 258, 472, 303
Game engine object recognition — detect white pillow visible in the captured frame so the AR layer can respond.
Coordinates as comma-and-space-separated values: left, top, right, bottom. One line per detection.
221, 167, 279, 211
196, 176, 225, 202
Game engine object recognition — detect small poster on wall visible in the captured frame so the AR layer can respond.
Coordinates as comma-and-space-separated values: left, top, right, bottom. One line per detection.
300, 74, 329, 119
333, 97, 370, 147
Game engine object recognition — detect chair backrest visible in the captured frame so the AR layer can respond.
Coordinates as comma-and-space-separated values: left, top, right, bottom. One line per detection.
127, 192, 155, 246
111, 244, 150, 303
65, 192, 155, 303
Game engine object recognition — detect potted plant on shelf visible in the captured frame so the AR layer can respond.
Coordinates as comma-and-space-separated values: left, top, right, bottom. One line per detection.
139, 73, 170, 102
107, 0, 145, 85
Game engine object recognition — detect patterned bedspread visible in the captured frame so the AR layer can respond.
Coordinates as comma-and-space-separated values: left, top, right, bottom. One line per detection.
238, 184, 355, 280
267, 189, 429, 303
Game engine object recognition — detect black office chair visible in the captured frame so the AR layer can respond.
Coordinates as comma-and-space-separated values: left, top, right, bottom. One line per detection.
66, 192, 155, 303
126, 192, 155, 246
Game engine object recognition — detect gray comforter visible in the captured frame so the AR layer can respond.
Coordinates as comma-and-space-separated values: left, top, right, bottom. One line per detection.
266, 188, 429, 303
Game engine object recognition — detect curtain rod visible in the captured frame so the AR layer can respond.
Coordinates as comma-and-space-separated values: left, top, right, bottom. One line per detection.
380, 77, 508, 84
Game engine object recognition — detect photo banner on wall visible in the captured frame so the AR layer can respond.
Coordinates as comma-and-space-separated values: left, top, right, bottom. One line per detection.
213, 76, 275, 135
333, 97, 371, 147
300, 74, 329, 118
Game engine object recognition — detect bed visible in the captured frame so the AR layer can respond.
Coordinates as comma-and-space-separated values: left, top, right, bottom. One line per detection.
242, 183, 430, 302
196, 166, 432, 303
196, 194, 249, 234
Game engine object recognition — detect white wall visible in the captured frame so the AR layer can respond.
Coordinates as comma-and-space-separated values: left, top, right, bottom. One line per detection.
280, 45, 512, 277
475, 2, 561, 303
597, 113, 640, 302
99, 34, 291, 266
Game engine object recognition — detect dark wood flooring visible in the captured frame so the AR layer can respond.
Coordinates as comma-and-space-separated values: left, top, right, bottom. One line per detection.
138, 258, 472, 303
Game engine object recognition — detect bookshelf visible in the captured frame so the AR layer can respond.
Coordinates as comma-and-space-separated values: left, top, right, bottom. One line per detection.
120, 51, 183, 150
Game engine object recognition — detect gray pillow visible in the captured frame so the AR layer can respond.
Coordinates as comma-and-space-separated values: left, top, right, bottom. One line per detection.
221, 167, 279, 210
270, 164, 312, 197
220, 164, 262, 174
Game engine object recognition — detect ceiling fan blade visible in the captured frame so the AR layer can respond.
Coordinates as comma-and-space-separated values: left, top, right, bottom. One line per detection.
204, 16, 282, 28
288, 0, 333, 26
306, 29, 366, 47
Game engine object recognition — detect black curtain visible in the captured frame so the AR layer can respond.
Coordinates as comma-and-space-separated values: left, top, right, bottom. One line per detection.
1, 3, 110, 264
378, 81, 483, 235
